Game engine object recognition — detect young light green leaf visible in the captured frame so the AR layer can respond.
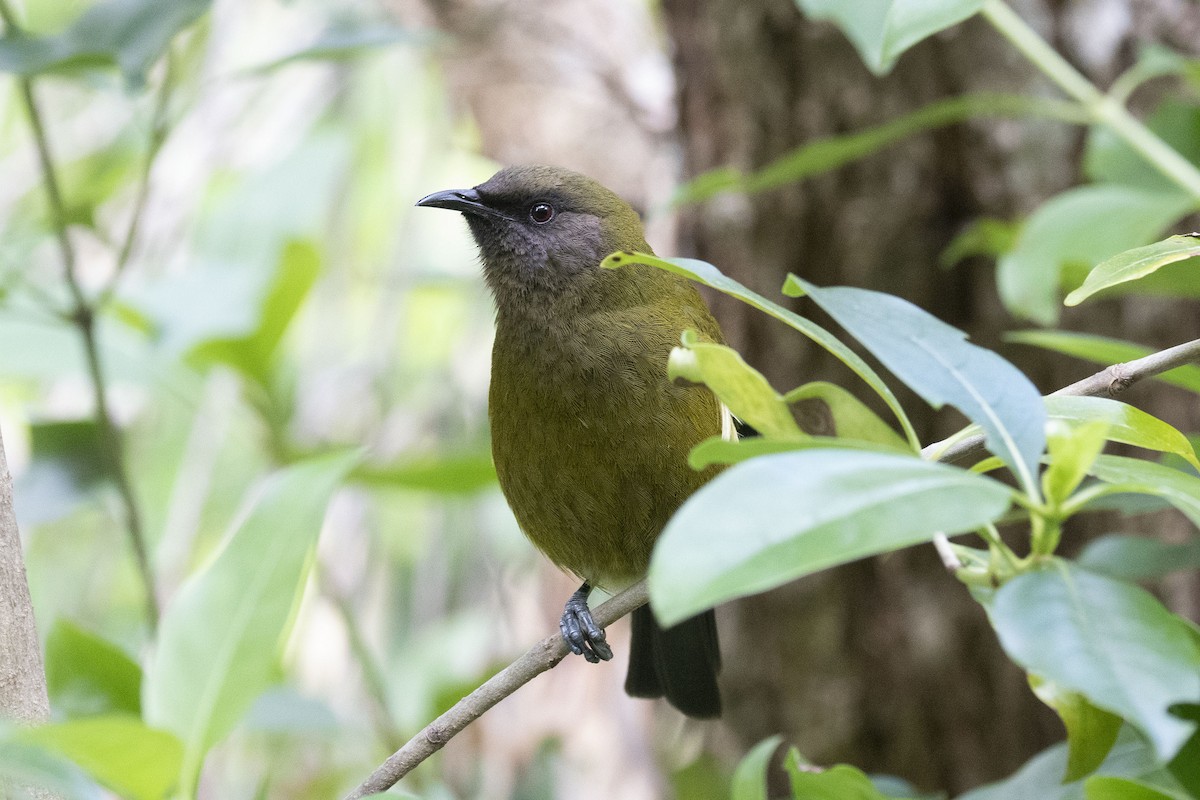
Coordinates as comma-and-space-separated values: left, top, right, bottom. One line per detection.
784, 750, 897, 799
649, 449, 1012, 626
730, 735, 781, 800
794, 0, 982, 75
668, 333, 801, 438
787, 278, 1045, 497
143, 451, 359, 794
783, 381, 912, 452
351, 451, 497, 494
996, 184, 1194, 325
1078, 534, 1200, 582
688, 434, 891, 470
45, 620, 142, 719
601, 251, 918, 447
1084, 776, 1188, 800
1028, 676, 1122, 782
1008, 331, 1200, 394
1046, 396, 1200, 471
1043, 420, 1111, 505
1087, 455, 1200, 528
1065, 235, 1200, 307
0, 0, 211, 85
19, 716, 182, 800
990, 562, 1200, 761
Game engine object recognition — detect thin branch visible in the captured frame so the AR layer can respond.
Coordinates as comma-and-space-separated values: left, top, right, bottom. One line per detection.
342, 580, 649, 800
1, 2, 159, 631
925, 336, 1200, 466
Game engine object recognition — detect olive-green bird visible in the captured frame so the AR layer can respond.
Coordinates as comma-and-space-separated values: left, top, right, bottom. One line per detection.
417, 165, 725, 717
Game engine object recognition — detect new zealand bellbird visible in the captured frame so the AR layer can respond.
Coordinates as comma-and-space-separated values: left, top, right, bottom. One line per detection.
417, 165, 724, 718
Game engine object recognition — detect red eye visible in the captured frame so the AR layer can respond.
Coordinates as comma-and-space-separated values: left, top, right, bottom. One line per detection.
529, 202, 554, 224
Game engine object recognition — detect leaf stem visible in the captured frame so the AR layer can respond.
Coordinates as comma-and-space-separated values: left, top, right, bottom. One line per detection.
980, 0, 1200, 200
1, 1, 160, 632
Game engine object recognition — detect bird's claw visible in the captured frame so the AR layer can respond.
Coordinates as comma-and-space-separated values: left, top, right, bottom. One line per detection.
560, 587, 613, 663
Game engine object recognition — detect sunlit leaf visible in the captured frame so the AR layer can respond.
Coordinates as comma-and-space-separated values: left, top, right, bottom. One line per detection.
787, 277, 1045, 496
1087, 455, 1200, 528
352, 451, 497, 494
143, 451, 359, 795
1043, 420, 1110, 505
1065, 235, 1200, 306
1008, 331, 1200, 394
0, 0, 211, 85
45, 620, 142, 719
782, 381, 911, 452
688, 434, 889, 470
996, 185, 1194, 324
793, 0, 982, 75
1084, 776, 1188, 800
990, 562, 1200, 761
19, 716, 182, 800
1046, 396, 1200, 471
601, 251, 918, 447
784, 748, 897, 799
649, 449, 1012, 625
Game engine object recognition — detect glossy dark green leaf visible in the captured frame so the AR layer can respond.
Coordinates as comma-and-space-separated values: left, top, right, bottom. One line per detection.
1007, 331, 1200, 394
730, 735, 781, 800
787, 278, 1045, 495
143, 451, 359, 795
991, 562, 1200, 761
793, 0, 982, 75
995, 185, 1194, 324
649, 449, 1012, 625
1167, 704, 1200, 797
0, 0, 210, 85
1065, 235, 1200, 307
19, 716, 182, 800
602, 252, 918, 446
45, 620, 142, 718
1078, 535, 1200, 582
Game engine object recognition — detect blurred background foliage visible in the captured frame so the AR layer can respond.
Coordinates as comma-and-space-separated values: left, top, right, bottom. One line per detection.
0, 0, 1197, 798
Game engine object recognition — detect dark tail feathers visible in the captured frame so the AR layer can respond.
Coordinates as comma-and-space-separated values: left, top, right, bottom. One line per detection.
624, 606, 721, 718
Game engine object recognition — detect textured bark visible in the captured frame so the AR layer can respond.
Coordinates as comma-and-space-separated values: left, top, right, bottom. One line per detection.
662, 0, 1200, 792
0, 425, 50, 728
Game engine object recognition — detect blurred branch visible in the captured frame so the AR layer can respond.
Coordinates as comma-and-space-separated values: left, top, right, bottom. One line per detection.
926, 336, 1200, 466
343, 579, 649, 800
0, 0, 159, 632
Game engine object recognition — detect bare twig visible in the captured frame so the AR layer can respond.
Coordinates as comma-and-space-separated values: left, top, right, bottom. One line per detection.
1, 0, 159, 631
342, 580, 649, 800
924, 336, 1200, 466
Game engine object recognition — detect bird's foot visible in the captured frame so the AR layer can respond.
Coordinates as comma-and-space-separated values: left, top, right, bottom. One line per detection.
559, 583, 613, 663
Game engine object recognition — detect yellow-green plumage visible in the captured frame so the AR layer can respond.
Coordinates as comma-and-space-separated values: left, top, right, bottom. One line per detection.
417, 165, 725, 718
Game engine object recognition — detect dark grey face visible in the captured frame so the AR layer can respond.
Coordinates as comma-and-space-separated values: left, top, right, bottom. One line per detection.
416, 166, 645, 298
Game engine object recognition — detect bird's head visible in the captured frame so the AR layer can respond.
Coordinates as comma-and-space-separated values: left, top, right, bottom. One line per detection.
417, 166, 650, 304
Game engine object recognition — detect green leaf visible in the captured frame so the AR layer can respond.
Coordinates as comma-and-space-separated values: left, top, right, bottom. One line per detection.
601, 252, 918, 447
787, 278, 1046, 496
730, 735, 781, 800
352, 451, 497, 494
996, 184, 1195, 325
247, 22, 429, 73
793, 0, 982, 75
675, 94, 1084, 205
1087, 455, 1200, 528
941, 217, 1023, 269
1086, 100, 1200, 192
1078, 535, 1200, 582
1084, 776, 1187, 800
784, 749, 895, 799
1043, 420, 1111, 505
1046, 396, 1200, 471
782, 382, 912, 452
143, 451, 359, 795
990, 562, 1200, 761
1028, 676, 1123, 782
668, 333, 800, 438
0, 738, 102, 800
45, 620, 142, 719
1007, 331, 1200, 395
688, 434, 890, 470
0, 0, 211, 85
1065, 235, 1200, 306
19, 716, 182, 800
189, 240, 322, 385
649, 449, 1012, 626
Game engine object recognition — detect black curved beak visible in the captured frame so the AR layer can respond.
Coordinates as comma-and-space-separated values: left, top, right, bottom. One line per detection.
415, 187, 508, 220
